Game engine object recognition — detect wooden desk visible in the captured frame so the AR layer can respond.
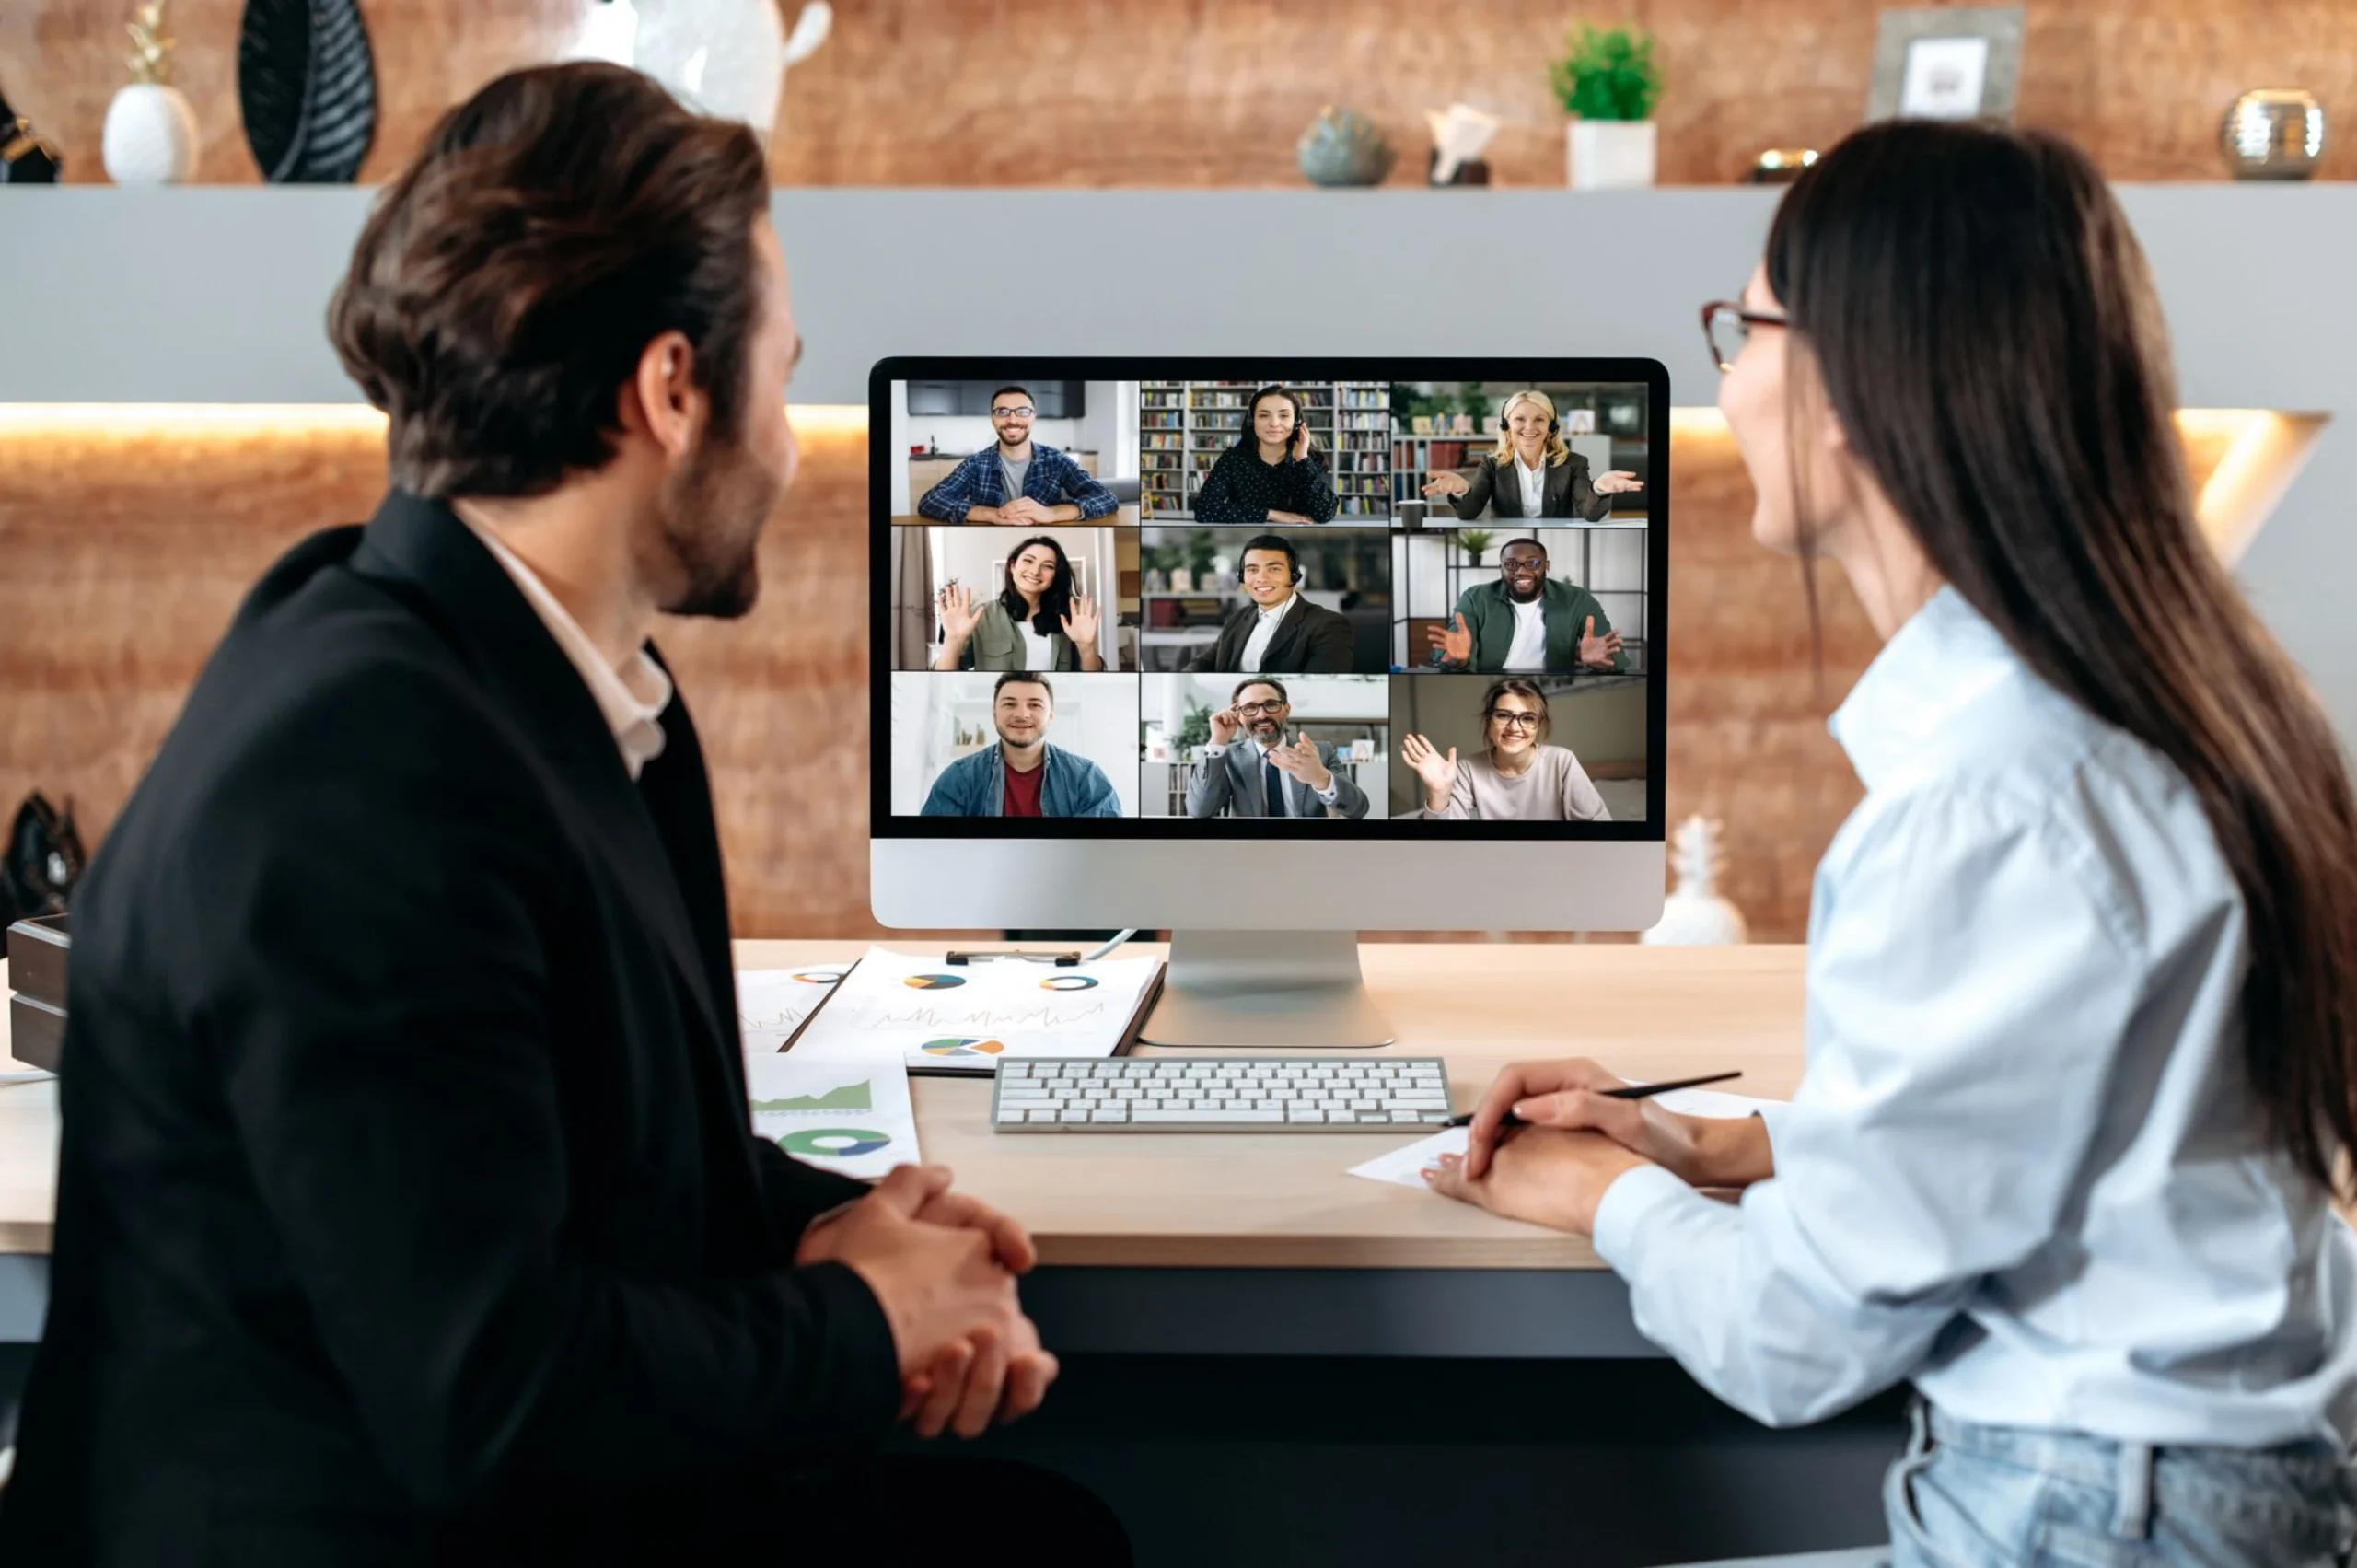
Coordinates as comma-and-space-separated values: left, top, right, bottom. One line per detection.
888, 505, 1141, 528
0, 944, 1805, 1268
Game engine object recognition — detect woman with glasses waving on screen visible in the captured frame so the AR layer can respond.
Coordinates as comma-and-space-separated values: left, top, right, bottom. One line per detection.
1399, 679, 1608, 821
1427, 121, 2357, 1567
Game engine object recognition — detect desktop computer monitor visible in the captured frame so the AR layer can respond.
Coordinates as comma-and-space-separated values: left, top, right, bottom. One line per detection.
871, 359, 1668, 1045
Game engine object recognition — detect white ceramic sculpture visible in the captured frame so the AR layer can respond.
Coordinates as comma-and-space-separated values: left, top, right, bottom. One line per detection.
103, 3, 200, 186
1642, 815, 1750, 946
575, 0, 832, 145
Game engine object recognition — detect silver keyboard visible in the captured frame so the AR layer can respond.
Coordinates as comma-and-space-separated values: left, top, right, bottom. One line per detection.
991, 1056, 1455, 1132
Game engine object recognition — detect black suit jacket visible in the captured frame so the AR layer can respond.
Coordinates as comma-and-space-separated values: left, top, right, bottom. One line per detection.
1185, 596, 1355, 674
0, 494, 899, 1565
1445, 451, 1612, 521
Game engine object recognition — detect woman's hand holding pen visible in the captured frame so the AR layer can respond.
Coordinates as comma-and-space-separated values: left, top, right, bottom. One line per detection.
1457, 1057, 1774, 1190
1422, 1127, 1647, 1237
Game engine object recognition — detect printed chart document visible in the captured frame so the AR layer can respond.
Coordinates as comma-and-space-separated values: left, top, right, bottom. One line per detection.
787, 945, 1165, 1076
1348, 1083, 1785, 1191
744, 1053, 919, 1180
737, 964, 856, 1054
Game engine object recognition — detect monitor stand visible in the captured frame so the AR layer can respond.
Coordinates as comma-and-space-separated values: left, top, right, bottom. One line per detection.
1138, 930, 1394, 1049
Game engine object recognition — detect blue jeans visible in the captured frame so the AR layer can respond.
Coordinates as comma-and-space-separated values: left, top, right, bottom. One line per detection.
1888, 1399, 2357, 1566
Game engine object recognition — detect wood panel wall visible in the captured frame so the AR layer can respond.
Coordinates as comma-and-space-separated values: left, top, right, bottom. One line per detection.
0, 421, 2237, 941
6, 0, 2355, 189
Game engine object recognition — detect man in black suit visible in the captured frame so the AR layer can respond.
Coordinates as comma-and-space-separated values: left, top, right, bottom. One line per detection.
1184, 534, 1354, 674
0, 63, 1127, 1566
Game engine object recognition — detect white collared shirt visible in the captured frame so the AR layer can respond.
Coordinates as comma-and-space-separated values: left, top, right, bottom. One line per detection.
1198, 730, 1342, 808
1513, 452, 1546, 517
461, 519, 673, 780
1239, 592, 1296, 674
1593, 585, 2357, 1445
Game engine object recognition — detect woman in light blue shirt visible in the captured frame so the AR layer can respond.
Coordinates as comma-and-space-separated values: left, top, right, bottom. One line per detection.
1427, 120, 2357, 1564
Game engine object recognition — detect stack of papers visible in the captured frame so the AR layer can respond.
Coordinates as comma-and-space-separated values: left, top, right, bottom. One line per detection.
786, 946, 1165, 1076
736, 964, 856, 1054
743, 1052, 919, 1180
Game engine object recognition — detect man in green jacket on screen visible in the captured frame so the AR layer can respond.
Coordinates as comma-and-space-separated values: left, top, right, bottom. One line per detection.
1425, 537, 1632, 676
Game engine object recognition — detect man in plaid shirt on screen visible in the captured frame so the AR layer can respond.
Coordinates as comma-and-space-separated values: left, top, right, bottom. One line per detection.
915, 384, 1120, 523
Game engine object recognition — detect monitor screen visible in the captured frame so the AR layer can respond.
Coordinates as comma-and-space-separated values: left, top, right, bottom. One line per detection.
872, 360, 1667, 842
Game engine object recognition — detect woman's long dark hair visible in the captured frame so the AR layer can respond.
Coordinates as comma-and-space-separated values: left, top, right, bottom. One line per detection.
1770, 120, 2357, 1192
997, 535, 1077, 637
1233, 385, 1323, 468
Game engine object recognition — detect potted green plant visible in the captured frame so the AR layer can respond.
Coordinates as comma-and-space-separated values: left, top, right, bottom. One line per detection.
1550, 22, 1663, 190
1458, 528, 1494, 566
1178, 701, 1213, 752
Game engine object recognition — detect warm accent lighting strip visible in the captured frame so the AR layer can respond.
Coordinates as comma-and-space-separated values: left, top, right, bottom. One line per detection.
0, 403, 872, 436
0, 404, 2320, 565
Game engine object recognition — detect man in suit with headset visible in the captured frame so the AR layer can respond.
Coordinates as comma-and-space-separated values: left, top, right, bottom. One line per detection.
1187, 678, 1373, 819
0, 62, 1128, 1565
1184, 534, 1355, 674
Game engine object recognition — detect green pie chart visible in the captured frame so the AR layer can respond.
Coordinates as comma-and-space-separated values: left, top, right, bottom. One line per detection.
777, 1127, 892, 1157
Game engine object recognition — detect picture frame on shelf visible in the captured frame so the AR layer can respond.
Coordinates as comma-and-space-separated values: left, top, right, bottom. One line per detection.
1866, 6, 2024, 124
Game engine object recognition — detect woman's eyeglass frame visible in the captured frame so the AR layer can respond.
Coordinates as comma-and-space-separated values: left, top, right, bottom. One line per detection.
1485, 710, 1545, 731
1700, 301, 1790, 374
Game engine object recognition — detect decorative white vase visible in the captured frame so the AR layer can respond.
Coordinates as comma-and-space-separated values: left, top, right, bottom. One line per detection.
1642, 815, 1749, 946
102, 82, 199, 185
1567, 119, 1657, 190
575, 0, 833, 145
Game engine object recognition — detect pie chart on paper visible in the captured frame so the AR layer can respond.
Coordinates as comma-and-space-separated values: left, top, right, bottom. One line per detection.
903, 973, 968, 991
920, 1038, 1006, 1058
1039, 974, 1099, 992
775, 1127, 893, 1157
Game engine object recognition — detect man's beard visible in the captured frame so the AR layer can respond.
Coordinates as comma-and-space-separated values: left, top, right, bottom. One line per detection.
1506, 579, 1544, 602
651, 433, 784, 620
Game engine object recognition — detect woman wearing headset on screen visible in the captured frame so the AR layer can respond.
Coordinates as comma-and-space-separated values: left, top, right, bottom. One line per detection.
1427, 122, 2357, 1564
1190, 385, 1338, 525
931, 535, 1104, 672
1420, 389, 1643, 520
1399, 679, 1609, 820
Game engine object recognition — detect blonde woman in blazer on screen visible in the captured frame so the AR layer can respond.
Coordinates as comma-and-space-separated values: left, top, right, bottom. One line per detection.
1421, 389, 1643, 520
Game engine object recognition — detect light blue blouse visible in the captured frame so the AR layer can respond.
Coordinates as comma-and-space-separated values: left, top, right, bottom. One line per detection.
1595, 586, 2357, 1446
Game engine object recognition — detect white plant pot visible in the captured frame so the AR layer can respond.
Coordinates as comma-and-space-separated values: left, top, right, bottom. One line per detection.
103, 83, 199, 186
1568, 119, 1657, 191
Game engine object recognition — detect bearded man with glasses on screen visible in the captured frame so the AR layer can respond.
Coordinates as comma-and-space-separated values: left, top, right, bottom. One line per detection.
914, 386, 1120, 525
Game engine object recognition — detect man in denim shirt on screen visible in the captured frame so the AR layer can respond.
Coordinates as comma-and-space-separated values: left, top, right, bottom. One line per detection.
921, 674, 1121, 818
916, 385, 1120, 524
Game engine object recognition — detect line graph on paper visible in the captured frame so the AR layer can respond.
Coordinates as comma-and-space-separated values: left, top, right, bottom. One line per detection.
844, 999, 1118, 1035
